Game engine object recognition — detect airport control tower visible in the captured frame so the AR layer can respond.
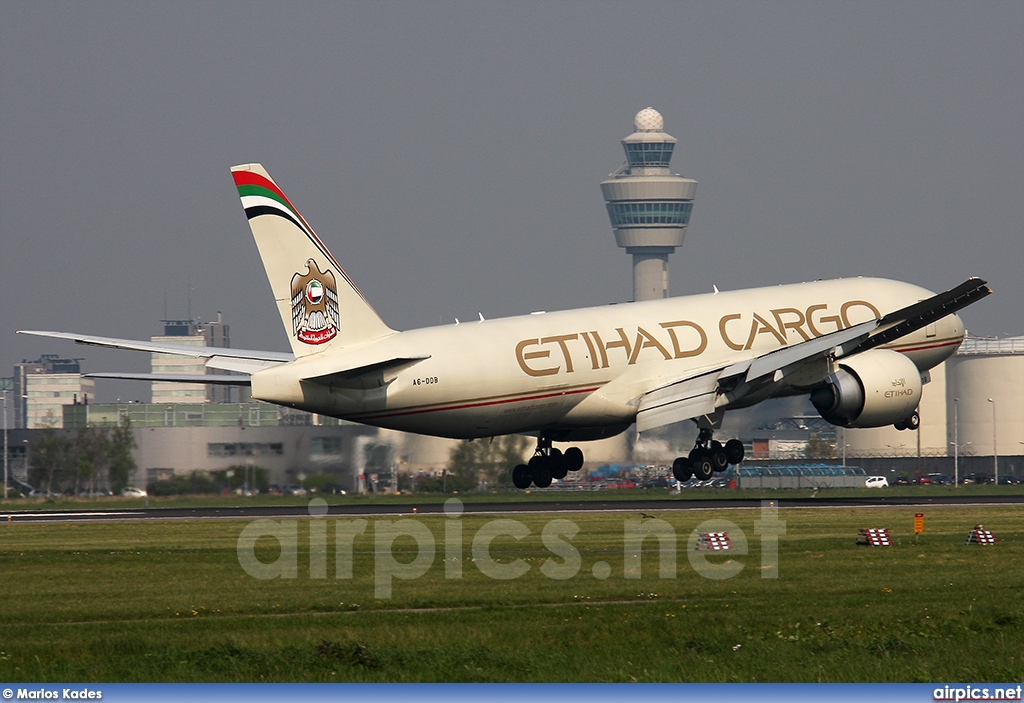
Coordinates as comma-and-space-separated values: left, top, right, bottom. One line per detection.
601, 108, 697, 301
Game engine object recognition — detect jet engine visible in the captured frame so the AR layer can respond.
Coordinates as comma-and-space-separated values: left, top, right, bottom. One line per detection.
810, 349, 922, 428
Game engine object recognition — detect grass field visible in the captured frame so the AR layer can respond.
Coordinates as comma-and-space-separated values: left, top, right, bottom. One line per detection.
4, 483, 1022, 511
0, 502, 1021, 682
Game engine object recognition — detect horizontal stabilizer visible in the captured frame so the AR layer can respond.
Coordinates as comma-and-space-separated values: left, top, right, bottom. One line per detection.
84, 372, 251, 386
17, 330, 293, 363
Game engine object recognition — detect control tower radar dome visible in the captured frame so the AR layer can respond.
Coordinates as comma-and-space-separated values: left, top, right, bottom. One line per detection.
601, 108, 698, 301
634, 108, 664, 132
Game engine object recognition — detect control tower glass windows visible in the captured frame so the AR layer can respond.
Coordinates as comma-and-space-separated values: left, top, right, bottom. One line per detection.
625, 142, 675, 168
607, 200, 693, 227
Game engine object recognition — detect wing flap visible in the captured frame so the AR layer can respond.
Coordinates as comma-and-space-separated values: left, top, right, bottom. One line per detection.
636, 369, 722, 433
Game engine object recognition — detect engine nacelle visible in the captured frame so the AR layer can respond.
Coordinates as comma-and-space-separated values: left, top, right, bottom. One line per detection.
810, 349, 922, 428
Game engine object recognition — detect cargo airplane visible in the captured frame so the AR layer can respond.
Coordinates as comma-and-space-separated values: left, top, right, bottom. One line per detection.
19, 164, 991, 489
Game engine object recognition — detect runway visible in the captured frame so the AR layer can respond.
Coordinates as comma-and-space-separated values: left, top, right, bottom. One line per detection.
4, 493, 1023, 524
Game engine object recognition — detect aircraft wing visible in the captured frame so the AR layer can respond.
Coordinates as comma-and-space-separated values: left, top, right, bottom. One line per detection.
636, 277, 991, 432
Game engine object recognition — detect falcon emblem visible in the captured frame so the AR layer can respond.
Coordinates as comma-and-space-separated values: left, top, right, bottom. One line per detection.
290, 259, 340, 345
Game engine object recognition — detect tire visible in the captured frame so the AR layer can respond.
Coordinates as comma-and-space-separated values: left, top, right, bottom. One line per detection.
693, 453, 714, 481
550, 457, 569, 480
905, 412, 920, 431
512, 464, 532, 489
725, 439, 745, 465
563, 446, 584, 472
710, 447, 729, 472
529, 456, 552, 488
672, 456, 692, 482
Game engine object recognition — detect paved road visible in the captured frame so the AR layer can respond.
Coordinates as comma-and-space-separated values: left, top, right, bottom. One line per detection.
4, 493, 1023, 524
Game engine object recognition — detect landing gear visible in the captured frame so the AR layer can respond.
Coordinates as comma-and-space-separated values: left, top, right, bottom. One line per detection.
512, 437, 585, 489
511, 463, 531, 489
894, 411, 920, 432
673, 428, 745, 483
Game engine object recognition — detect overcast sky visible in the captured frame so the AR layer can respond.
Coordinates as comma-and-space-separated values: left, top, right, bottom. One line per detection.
2, 1, 1021, 404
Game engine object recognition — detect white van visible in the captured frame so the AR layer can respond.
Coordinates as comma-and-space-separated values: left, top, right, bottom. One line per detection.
865, 476, 889, 488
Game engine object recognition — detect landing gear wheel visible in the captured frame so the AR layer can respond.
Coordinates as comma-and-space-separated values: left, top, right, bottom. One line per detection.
693, 453, 714, 481
548, 448, 568, 480
512, 464, 532, 489
564, 446, 584, 472
672, 456, 692, 482
709, 442, 729, 472
905, 411, 920, 431
725, 439, 745, 465
529, 456, 552, 488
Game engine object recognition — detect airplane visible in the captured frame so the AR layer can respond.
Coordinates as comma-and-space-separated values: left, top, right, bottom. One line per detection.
19, 163, 992, 489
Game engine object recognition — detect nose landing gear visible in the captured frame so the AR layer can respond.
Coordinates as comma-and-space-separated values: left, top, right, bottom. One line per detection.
894, 410, 920, 431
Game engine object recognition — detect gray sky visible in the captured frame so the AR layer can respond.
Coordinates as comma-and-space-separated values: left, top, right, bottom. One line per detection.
2, 1, 1022, 404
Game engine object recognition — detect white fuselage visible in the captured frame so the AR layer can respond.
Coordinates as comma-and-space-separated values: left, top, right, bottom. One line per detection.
249, 277, 965, 440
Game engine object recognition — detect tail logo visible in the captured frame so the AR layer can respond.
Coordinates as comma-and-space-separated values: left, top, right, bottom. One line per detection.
291, 259, 340, 345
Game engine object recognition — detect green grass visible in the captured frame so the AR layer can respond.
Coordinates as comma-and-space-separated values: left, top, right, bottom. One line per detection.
4, 482, 1021, 512
0, 504, 1021, 681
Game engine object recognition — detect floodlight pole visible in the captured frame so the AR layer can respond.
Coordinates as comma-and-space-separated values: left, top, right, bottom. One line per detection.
953, 398, 959, 488
3, 390, 8, 500
988, 398, 997, 485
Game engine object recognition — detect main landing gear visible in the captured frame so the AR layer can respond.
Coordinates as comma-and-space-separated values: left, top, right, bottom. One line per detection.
512, 437, 585, 489
671, 428, 745, 483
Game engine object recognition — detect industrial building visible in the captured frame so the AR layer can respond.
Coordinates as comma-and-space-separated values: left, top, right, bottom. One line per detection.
150, 313, 244, 404
13, 355, 95, 429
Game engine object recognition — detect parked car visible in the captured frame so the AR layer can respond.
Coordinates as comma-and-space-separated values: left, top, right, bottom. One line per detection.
283, 484, 307, 496
961, 473, 993, 485
865, 476, 889, 488
997, 476, 1020, 485
924, 473, 952, 485
120, 487, 147, 497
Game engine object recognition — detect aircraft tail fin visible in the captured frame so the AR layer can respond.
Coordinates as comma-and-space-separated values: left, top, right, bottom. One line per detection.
231, 164, 395, 357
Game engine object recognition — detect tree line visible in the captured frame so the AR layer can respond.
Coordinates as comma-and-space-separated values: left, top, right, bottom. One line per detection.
29, 418, 137, 495
418, 435, 531, 492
